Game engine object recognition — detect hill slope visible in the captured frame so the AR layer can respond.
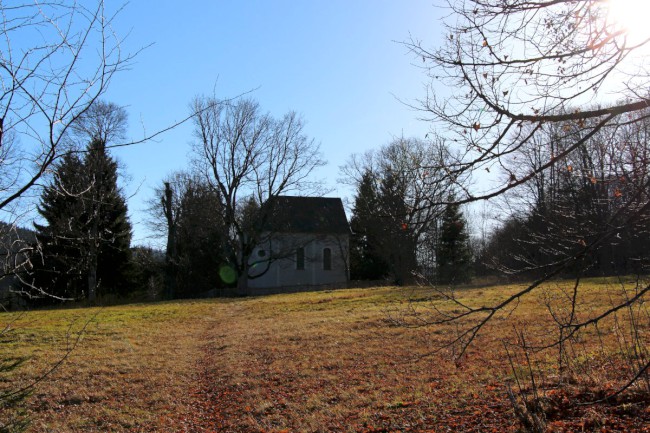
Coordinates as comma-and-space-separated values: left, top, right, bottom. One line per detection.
1, 283, 648, 432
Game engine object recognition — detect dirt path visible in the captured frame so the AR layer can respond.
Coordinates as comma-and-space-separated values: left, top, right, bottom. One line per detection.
178, 302, 251, 432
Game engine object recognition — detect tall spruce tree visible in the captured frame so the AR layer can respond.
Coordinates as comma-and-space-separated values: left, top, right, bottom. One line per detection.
81, 139, 132, 301
33, 152, 87, 300
32, 139, 132, 302
349, 171, 387, 280
436, 200, 472, 284
376, 170, 417, 285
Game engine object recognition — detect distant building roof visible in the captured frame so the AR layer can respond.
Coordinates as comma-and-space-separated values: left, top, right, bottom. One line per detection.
263, 196, 350, 235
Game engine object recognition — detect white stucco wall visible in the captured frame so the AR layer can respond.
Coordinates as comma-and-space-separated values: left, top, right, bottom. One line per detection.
247, 233, 349, 289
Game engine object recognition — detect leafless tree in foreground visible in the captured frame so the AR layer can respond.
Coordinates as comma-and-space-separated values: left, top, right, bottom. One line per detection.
0, 1, 135, 296
0, 1, 134, 428
400, 0, 650, 407
0, 1, 133, 213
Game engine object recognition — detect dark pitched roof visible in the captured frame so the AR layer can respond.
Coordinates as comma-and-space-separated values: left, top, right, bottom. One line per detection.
263, 196, 350, 234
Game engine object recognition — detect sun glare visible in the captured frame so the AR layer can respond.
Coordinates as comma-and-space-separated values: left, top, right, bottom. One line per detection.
606, 0, 650, 46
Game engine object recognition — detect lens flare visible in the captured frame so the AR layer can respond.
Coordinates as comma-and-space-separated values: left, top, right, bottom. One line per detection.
606, 0, 650, 46
219, 265, 237, 285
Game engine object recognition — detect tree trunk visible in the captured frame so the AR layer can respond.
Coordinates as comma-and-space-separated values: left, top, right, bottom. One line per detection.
88, 226, 98, 303
237, 271, 248, 295
163, 182, 177, 299
237, 232, 249, 295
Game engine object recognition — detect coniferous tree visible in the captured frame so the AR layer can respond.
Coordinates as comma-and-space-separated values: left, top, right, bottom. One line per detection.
32, 139, 132, 302
81, 139, 132, 300
174, 179, 225, 297
32, 152, 87, 300
342, 137, 461, 284
349, 171, 388, 280
436, 200, 472, 284
377, 170, 417, 285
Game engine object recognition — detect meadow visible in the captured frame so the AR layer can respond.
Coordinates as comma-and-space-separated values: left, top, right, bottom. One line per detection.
1, 281, 648, 432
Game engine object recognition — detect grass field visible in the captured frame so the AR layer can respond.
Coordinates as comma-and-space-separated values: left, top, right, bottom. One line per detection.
1, 281, 649, 432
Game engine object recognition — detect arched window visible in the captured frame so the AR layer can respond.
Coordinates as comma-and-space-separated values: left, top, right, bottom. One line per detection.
323, 247, 332, 271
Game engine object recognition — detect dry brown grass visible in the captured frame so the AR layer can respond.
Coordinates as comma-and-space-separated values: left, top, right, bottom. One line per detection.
1, 300, 224, 432
1, 280, 649, 432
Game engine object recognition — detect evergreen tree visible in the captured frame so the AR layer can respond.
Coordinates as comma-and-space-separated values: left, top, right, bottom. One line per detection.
173, 179, 225, 297
342, 137, 459, 284
436, 200, 472, 284
81, 139, 132, 300
33, 152, 87, 300
376, 170, 417, 285
32, 139, 132, 302
349, 171, 387, 280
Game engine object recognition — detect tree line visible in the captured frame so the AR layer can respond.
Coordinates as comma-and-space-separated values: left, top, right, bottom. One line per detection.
17, 96, 327, 304
342, 108, 650, 287
477, 110, 650, 280
20, 101, 650, 304
27, 102, 650, 303
21, 99, 482, 304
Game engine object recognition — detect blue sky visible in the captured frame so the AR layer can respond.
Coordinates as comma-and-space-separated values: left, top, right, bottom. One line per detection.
102, 1, 447, 246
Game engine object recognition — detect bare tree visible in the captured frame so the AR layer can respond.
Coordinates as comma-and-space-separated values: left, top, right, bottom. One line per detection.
0, 1, 134, 293
69, 100, 129, 146
408, 1, 650, 202
146, 172, 186, 298
0, 2, 133, 214
400, 0, 650, 410
191, 97, 326, 290
0, 1, 134, 427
